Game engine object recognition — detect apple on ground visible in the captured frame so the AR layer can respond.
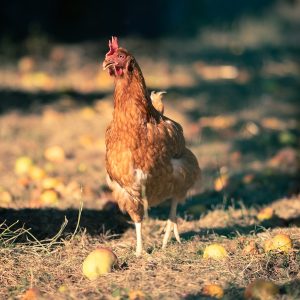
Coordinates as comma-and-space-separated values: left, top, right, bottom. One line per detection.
264, 234, 293, 253
203, 244, 228, 260
82, 248, 117, 280
40, 189, 59, 205
15, 156, 33, 175
29, 166, 46, 181
44, 146, 65, 163
257, 207, 274, 221
203, 284, 224, 299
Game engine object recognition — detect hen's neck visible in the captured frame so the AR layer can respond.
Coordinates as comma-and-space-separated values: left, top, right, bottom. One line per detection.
113, 61, 158, 126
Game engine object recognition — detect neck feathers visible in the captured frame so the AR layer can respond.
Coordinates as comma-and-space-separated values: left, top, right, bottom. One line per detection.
113, 59, 160, 124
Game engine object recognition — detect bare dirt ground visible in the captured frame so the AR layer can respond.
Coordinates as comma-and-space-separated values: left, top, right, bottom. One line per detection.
0, 3, 300, 299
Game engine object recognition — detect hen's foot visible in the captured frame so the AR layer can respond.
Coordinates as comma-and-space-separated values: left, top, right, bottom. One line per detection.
162, 219, 181, 248
162, 199, 181, 249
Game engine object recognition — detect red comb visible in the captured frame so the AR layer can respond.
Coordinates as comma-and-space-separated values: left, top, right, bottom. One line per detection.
106, 36, 119, 56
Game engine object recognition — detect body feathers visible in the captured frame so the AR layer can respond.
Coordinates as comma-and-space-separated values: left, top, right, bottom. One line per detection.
105, 58, 200, 222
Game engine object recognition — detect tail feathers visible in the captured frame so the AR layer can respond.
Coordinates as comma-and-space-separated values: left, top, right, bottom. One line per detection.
151, 91, 166, 114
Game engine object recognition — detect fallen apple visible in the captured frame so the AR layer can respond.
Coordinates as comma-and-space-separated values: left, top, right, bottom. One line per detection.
42, 177, 62, 190
244, 279, 279, 300
82, 248, 117, 280
0, 188, 12, 204
257, 207, 274, 221
15, 156, 33, 175
40, 189, 59, 205
58, 284, 69, 294
203, 284, 224, 299
203, 244, 228, 260
264, 234, 293, 253
214, 174, 229, 191
128, 290, 146, 300
44, 146, 65, 163
80, 106, 96, 119
29, 166, 46, 181
77, 162, 88, 173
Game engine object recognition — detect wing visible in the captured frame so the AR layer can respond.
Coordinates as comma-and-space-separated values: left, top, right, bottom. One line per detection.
146, 115, 186, 160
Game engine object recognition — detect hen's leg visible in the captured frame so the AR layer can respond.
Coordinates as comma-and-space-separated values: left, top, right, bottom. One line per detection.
162, 199, 181, 248
135, 222, 143, 257
127, 200, 144, 256
143, 199, 149, 219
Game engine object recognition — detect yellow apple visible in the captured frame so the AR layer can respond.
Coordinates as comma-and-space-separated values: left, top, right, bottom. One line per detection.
58, 284, 69, 294
264, 234, 293, 253
0, 188, 12, 204
40, 189, 59, 205
214, 174, 229, 191
77, 163, 88, 173
128, 290, 146, 300
244, 279, 279, 300
80, 107, 96, 119
203, 284, 224, 299
257, 207, 274, 221
15, 156, 33, 175
42, 177, 62, 190
82, 248, 117, 280
29, 166, 46, 181
44, 146, 65, 163
203, 244, 228, 260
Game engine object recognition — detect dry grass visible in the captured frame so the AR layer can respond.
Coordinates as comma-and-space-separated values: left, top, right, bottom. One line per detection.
1, 198, 300, 299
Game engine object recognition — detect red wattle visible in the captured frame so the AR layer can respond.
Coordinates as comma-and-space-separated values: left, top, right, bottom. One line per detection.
116, 68, 123, 76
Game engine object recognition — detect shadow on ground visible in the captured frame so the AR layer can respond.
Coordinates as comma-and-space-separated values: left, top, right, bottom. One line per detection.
1, 72, 299, 115
150, 170, 300, 220
181, 215, 300, 241
183, 279, 300, 300
0, 89, 108, 114
0, 206, 130, 241
1, 168, 299, 243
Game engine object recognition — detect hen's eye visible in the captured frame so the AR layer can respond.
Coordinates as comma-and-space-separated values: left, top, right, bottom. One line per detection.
118, 54, 125, 59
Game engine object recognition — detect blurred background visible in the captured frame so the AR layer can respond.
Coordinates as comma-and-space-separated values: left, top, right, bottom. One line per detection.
0, 0, 299, 216
0, 0, 298, 40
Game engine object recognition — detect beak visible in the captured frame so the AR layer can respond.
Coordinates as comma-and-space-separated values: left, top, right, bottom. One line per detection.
102, 59, 115, 70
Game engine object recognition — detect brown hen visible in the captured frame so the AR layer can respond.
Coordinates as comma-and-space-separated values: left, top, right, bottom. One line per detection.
103, 37, 200, 256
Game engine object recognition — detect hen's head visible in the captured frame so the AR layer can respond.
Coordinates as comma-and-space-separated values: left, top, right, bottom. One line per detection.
102, 37, 133, 77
